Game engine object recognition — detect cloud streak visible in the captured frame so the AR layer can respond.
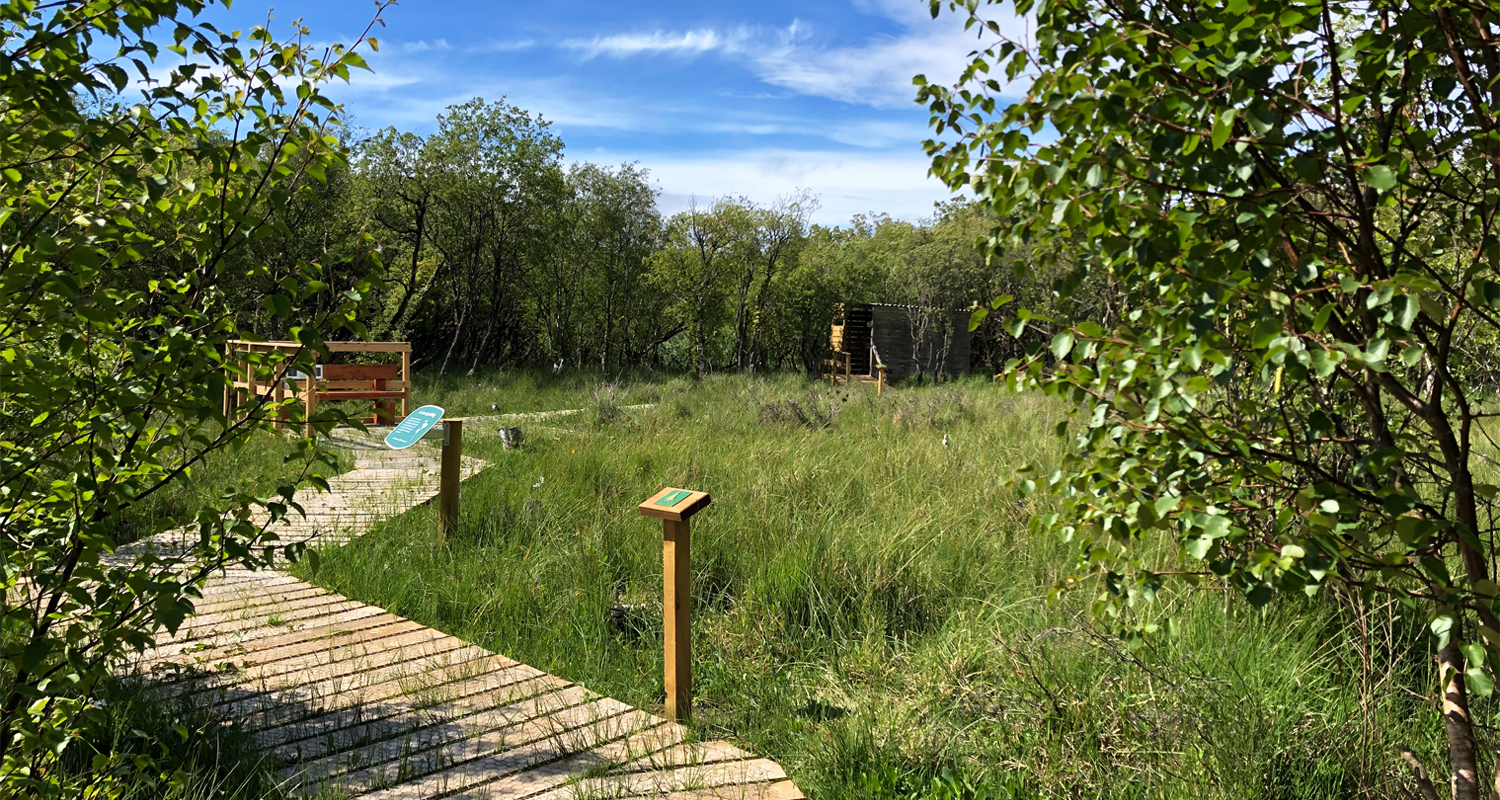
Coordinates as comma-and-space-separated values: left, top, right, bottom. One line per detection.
603, 148, 961, 226
562, 28, 747, 60
552, 4, 1028, 110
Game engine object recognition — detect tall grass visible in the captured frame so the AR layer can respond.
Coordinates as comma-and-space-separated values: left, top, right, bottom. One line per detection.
55, 677, 302, 800
294, 370, 1438, 799
408, 365, 668, 417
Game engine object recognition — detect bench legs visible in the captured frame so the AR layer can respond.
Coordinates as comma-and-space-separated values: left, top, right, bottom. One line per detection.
372, 378, 395, 425
305, 386, 318, 439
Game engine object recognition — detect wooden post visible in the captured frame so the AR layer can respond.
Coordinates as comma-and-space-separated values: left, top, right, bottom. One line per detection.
401, 347, 412, 420
242, 358, 256, 422
438, 418, 462, 542
877, 364, 886, 396
373, 376, 395, 425
223, 344, 234, 418
845, 351, 852, 384
304, 374, 318, 439
273, 367, 286, 430
663, 517, 691, 720
638, 487, 711, 722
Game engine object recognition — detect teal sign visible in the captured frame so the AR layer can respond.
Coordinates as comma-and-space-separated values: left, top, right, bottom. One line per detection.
384, 405, 445, 450
656, 489, 692, 507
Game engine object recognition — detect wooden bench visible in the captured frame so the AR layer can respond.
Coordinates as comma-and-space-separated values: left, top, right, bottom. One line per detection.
224, 340, 413, 437
303, 364, 408, 437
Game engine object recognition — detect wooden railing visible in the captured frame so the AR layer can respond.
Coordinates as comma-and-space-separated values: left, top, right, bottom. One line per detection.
821, 349, 852, 384
224, 340, 412, 436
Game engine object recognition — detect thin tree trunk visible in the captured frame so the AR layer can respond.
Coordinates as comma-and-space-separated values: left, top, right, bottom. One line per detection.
746, 256, 778, 375
468, 318, 494, 376
441, 304, 467, 377
601, 291, 613, 369
729, 267, 750, 369
1441, 640, 1481, 800
388, 198, 428, 331
694, 310, 709, 377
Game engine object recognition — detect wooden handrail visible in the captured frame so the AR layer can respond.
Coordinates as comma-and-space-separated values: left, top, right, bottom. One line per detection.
225, 340, 413, 433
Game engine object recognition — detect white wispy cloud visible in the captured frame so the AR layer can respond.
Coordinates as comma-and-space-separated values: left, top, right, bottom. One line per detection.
554, 3, 1029, 110
561, 28, 748, 60
467, 38, 536, 54
337, 61, 930, 151
399, 39, 450, 53
593, 148, 962, 225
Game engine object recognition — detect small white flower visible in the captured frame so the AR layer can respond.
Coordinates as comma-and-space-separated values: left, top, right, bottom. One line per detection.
533, 476, 545, 489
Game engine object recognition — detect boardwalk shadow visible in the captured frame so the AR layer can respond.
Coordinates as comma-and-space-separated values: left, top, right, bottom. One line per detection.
126, 624, 724, 798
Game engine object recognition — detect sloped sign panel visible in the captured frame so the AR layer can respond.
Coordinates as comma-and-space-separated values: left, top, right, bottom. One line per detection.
384, 405, 445, 450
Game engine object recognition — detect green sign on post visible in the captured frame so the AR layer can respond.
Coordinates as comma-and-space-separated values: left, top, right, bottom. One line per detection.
384, 405, 445, 450
656, 489, 692, 507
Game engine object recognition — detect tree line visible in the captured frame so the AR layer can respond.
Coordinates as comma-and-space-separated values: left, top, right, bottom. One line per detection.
238, 96, 1079, 377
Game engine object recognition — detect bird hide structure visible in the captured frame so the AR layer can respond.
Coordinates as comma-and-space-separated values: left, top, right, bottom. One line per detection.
830, 303, 970, 383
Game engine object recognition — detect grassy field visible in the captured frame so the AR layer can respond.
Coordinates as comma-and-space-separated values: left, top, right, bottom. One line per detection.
282, 370, 1437, 799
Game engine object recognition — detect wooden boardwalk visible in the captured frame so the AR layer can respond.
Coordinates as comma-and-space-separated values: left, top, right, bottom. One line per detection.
121, 427, 803, 799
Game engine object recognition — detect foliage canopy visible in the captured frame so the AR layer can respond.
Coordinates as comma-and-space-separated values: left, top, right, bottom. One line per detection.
924, 0, 1500, 795
0, 0, 380, 793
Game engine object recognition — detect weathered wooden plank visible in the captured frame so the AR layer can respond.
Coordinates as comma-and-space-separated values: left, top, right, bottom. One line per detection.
284, 683, 608, 789
138, 604, 388, 665
353, 709, 671, 800
439, 716, 685, 800
242, 647, 511, 738
202, 633, 475, 714
141, 602, 393, 663
173, 622, 448, 697
641, 778, 807, 800
600, 740, 750, 777
322, 365, 403, 381
180, 587, 349, 622
256, 659, 553, 753
539, 758, 789, 800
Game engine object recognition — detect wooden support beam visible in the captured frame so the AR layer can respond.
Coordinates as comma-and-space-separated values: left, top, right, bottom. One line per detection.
304, 365, 318, 439
245, 360, 258, 422
273, 366, 286, 431
638, 487, 711, 722
401, 349, 411, 419
437, 419, 462, 543
663, 517, 691, 721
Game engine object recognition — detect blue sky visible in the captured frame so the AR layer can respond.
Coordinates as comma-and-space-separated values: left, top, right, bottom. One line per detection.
200, 0, 1026, 225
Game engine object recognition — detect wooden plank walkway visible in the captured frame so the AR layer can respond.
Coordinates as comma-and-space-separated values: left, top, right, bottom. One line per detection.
118, 427, 803, 800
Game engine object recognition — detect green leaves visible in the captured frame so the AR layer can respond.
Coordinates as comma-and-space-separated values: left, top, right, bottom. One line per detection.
1051, 330, 1074, 359
262, 293, 293, 318
1462, 641, 1495, 697
1211, 108, 1236, 150
0, 0, 384, 792
926, 0, 1500, 711
1363, 165, 1397, 192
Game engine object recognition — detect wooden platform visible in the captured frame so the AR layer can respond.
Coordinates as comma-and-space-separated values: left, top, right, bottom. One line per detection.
118, 428, 803, 799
